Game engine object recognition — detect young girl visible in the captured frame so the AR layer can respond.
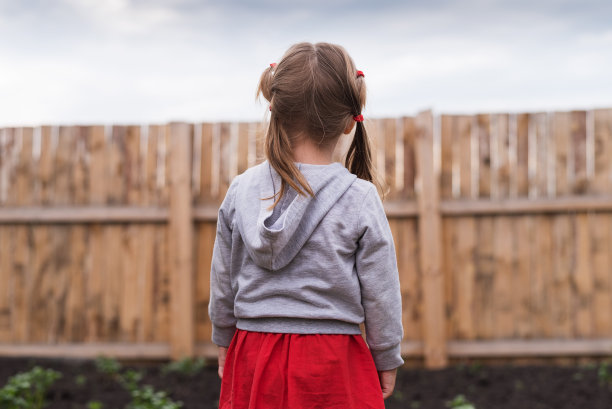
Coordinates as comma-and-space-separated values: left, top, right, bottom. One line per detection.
208, 42, 404, 408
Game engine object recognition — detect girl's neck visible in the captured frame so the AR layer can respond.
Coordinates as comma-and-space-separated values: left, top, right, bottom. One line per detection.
291, 136, 339, 165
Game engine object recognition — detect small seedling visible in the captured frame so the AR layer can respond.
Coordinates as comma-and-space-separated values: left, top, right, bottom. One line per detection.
161, 357, 205, 377
597, 362, 612, 386
113, 367, 181, 409
514, 380, 524, 390
580, 362, 597, 371
468, 362, 483, 375
94, 355, 122, 376
118, 369, 145, 392
125, 384, 183, 409
392, 390, 405, 401
0, 366, 62, 409
87, 400, 104, 409
74, 374, 87, 387
445, 394, 476, 409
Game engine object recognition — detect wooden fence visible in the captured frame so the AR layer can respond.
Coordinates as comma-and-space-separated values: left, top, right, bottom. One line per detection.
0, 109, 611, 369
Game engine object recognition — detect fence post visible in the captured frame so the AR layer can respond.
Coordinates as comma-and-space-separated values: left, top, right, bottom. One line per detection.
168, 122, 195, 360
415, 110, 448, 368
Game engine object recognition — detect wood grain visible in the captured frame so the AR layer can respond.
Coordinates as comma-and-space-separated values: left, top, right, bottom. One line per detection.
0, 110, 611, 365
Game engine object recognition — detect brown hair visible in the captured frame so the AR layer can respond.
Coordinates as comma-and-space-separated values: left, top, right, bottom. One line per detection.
256, 42, 383, 209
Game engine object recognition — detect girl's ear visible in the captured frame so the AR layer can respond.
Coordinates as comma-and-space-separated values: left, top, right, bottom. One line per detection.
343, 120, 356, 135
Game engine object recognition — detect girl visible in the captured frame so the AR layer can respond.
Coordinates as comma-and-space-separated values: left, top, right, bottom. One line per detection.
208, 42, 404, 408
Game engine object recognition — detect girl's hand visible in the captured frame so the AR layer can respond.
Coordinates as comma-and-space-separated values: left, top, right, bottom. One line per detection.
378, 368, 397, 399
218, 346, 228, 379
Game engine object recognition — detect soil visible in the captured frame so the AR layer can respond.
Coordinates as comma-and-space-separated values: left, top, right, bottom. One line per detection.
1, 357, 612, 409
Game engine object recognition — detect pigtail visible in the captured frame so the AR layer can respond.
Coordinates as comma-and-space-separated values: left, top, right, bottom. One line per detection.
256, 64, 275, 102
345, 121, 386, 200
263, 113, 315, 211
346, 122, 387, 199
257, 62, 314, 210
344, 70, 387, 199
345, 121, 370, 180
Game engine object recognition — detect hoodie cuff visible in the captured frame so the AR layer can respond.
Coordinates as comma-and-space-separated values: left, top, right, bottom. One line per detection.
370, 343, 404, 371
211, 325, 237, 347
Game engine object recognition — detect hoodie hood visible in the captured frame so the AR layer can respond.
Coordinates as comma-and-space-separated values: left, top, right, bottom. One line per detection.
234, 160, 357, 271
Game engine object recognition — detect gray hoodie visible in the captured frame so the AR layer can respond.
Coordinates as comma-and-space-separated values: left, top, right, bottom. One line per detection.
208, 160, 404, 370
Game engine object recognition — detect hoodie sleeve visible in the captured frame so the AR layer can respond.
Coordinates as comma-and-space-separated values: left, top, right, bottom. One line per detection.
355, 184, 405, 371
208, 176, 240, 347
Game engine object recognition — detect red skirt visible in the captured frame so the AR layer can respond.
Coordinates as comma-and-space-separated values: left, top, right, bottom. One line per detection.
219, 329, 385, 409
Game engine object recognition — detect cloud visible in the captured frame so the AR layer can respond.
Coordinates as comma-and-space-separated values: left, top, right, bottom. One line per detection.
0, 0, 611, 125
62, 0, 181, 34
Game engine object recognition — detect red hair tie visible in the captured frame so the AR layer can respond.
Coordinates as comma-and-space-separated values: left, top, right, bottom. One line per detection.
353, 114, 364, 122
356, 70, 364, 78
270, 63, 277, 68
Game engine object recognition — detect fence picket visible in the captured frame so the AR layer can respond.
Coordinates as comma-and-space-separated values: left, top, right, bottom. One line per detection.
0, 110, 611, 367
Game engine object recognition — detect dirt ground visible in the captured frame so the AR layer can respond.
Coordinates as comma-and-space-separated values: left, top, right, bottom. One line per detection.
1, 356, 612, 409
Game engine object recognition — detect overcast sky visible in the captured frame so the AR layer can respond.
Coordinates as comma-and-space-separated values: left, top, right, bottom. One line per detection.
1, 0, 611, 126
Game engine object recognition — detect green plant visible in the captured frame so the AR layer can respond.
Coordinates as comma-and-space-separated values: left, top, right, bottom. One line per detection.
468, 362, 483, 374
514, 380, 524, 390
392, 389, 405, 401
87, 401, 104, 409
94, 355, 122, 376
74, 374, 87, 387
598, 362, 612, 385
580, 361, 597, 371
161, 357, 205, 377
455, 362, 468, 372
0, 366, 62, 409
125, 385, 183, 409
118, 370, 145, 392
446, 394, 476, 409
114, 367, 181, 409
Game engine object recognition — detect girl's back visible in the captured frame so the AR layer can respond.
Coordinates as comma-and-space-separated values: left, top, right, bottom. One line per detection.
208, 42, 404, 409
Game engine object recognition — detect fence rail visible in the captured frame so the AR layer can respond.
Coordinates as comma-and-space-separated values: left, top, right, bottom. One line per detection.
1, 108, 611, 368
